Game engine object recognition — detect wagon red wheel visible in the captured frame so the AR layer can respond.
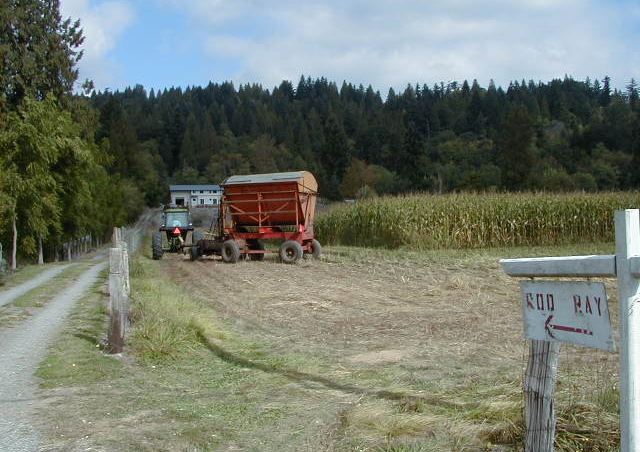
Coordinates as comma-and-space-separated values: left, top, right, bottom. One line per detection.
221, 240, 240, 263
279, 240, 302, 264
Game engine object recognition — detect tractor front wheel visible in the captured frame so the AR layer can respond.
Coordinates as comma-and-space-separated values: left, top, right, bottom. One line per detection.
152, 232, 163, 260
221, 240, 240, 263
280, 240, 303, 264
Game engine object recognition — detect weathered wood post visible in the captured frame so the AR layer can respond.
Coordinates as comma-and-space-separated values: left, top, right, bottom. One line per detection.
501, 209, 640, 452
107, 247, 125, 353
111, 227, 122, 248
524, 340, 561, 451
120, 241, 130, 298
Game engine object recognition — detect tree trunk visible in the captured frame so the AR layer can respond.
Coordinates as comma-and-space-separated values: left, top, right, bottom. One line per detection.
38, 236, 44, 265
524, 340, 561, 452
11, 217, 17, 270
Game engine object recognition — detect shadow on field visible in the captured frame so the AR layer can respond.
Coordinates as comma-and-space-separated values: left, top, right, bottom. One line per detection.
196, 331, 458, 409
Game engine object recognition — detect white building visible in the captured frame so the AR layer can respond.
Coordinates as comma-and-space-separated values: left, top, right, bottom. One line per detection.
169, 185, 222, 208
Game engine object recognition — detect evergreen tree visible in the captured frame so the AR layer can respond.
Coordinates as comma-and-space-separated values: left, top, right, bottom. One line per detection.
0, 0, 84, 111
499, 105, 535, 189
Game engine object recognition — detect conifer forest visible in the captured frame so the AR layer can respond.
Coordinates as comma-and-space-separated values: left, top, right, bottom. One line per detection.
1, 0, 639, 263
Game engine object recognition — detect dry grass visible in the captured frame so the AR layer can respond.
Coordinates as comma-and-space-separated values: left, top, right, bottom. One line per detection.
35, 242, 621, 451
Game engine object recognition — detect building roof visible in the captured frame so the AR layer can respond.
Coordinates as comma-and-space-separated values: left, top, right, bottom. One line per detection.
170, 184, 221, 191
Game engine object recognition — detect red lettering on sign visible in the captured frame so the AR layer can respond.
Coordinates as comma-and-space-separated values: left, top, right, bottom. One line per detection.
594, 297, 602, 316
546, 294, 554, 311
573, 295, 582, 314
536, 293, 545, 310
585, 296, 592, 315
525, 293, 534, 309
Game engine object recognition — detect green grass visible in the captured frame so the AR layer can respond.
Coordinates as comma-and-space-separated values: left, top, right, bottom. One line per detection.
36, 253, 340, 451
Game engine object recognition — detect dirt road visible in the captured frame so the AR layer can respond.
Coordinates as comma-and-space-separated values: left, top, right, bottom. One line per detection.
0, 261, 106, 451
0, 264, 75, 308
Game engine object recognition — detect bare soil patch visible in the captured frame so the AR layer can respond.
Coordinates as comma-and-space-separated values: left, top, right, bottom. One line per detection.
172, 248, 531, 386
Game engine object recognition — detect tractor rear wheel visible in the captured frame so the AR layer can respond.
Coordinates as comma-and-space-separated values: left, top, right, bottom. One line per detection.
248, 240, 264, 261
190, 245, 200, 261
304, 239, 322, 259
221, 240, 240, 263
280, 240, 303, 264
192, 230, 204, 245
152, 232, 163, 260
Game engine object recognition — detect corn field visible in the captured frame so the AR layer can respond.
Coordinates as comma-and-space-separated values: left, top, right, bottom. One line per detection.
315, 192, 640, 249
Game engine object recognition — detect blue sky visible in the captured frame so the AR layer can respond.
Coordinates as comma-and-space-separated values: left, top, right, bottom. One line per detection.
60, 0, 639, 94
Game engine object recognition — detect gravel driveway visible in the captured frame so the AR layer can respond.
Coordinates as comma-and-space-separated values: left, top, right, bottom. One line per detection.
0, 261, 106, 451
0, 264, 75, 308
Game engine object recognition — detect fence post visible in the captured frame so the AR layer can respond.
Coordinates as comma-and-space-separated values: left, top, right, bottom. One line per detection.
107, 247, 126, 353
615, 210, 640, 452
524, 340, 561, 451
120, 241, 130, 298
111, 227, 120, 248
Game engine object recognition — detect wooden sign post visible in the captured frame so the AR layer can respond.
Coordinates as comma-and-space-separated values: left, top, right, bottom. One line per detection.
501, 209, 640, 452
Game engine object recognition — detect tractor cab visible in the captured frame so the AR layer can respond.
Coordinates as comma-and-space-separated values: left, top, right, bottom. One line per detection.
152, 205, 195, 260
162, 208, 192, 230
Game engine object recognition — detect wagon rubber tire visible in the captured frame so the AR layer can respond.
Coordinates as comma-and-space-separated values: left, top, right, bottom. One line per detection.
248, 240, 264, 261
304, 239, 322, 259
152, 232, 163, 260
279, 240, 303, 264
221, 240, 241, 263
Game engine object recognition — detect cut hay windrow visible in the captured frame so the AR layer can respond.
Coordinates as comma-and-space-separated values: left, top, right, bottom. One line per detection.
315, 192, 640, 249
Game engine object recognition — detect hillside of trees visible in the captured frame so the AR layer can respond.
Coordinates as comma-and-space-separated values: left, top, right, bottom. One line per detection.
2, 1, 639, 266
91, 75, 639, 203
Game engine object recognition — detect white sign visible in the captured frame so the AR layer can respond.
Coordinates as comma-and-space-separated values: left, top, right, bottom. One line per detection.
520, 280, 615, 351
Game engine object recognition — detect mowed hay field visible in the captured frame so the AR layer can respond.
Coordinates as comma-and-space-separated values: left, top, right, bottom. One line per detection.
35, 193, 628, 451
38, 245, 619, 451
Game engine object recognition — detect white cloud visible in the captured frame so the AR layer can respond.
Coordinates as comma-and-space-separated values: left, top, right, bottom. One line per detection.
60, 0, 135, 90
167, 0, 637, 92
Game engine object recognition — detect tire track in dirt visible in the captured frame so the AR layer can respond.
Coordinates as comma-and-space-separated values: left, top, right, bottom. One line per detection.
0, 261, 106, 452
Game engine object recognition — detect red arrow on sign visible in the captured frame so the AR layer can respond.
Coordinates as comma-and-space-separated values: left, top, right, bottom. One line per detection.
545, 315, 594, 339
